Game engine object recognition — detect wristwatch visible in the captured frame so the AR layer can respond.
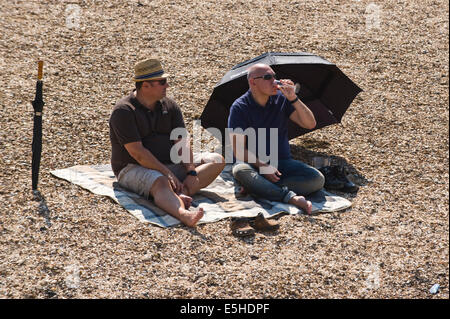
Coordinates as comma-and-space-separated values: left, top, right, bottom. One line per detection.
187, 170, 198, 176
288, 96, 299, 104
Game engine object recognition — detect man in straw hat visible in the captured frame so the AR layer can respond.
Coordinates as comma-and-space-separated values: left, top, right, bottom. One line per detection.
109, 58, 225, 227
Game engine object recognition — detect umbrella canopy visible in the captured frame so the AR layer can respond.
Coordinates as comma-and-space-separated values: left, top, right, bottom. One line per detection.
200, 52, 362, 141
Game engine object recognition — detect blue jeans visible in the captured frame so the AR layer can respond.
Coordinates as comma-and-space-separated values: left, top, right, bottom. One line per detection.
232, 159, 325, 203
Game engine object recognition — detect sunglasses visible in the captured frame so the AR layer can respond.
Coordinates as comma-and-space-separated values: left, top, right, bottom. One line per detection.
150, 78, 167, 85
253, 73, 277, 81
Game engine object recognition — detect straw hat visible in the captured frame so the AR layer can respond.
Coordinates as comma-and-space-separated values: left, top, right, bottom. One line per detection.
134, 58, 168, 82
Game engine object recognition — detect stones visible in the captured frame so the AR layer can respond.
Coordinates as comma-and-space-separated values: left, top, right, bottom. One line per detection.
0, 0, 448, 299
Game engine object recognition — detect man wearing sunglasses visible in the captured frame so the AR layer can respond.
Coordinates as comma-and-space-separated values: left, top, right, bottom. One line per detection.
228, 64, 325, 229
109, 58, 225, 227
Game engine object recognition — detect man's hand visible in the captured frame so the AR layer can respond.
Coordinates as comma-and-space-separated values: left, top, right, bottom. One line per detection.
167, 171, 184, 194
182, 174, 200, 196
124, 142, 186, 191
277, 79, 297, 101
259, 164, 282, 183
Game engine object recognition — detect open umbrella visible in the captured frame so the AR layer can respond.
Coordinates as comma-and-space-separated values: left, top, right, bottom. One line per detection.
31, 61, 44, 190
200, 52, 362, 141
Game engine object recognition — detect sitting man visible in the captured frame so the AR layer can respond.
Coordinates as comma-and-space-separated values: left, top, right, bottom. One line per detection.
109, 58, 225, 227
228, 63, 325, 232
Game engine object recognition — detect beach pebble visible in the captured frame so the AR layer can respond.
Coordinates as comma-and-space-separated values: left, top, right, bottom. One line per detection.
429, 284, 440, 294
0, 0, 448, 300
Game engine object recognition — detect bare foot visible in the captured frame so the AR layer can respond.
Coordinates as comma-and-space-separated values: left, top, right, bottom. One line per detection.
288, 196, 312, 215
179, 193, 192, 209
178, 207, 204, 227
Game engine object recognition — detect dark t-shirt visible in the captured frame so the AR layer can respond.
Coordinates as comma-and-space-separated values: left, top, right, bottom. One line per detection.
109, 91, 185, 177
227, 90, 295, 160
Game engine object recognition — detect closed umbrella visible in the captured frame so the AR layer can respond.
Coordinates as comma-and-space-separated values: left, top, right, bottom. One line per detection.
31, 61, 44, 190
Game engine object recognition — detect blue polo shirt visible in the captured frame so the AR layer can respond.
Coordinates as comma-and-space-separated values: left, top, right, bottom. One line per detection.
227, 90, 295, 161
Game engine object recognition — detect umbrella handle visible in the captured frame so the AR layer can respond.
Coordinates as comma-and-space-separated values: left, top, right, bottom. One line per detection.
38, 61, 43, 80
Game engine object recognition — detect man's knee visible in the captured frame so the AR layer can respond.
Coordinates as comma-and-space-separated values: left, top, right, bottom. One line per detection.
232, 163, 257, 183
232, 163, 252, 175
309, 169, 325, 193
213, 153, 225, 164
149, 175, 171, 196
210, 154, 226, 171
286, 168, 324, 195
198, 152, 221, 163
202, 153, 225, 166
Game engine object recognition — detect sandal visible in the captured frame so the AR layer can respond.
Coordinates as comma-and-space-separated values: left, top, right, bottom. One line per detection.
252, 213, 280, 232
230, 218, 255, 237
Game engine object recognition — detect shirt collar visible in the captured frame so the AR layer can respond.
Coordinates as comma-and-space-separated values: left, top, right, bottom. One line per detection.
130, 90, 166, 113
247, 89, 276, 108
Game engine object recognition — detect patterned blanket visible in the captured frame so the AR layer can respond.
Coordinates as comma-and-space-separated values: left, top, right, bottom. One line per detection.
50, 164, 352, 228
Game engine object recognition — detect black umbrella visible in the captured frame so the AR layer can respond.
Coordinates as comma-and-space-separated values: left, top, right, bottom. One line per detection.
31, 61, 44, 190
200, 52, 362, 142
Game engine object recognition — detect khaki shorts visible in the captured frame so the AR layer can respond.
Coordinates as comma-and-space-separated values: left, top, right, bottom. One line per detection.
117, 152, 221, 198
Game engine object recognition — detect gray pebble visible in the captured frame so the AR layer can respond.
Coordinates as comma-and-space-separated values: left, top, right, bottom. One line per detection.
429, 284, 440, 294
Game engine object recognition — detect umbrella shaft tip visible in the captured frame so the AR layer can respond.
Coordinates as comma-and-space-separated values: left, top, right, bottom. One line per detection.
38, 61, 43, 80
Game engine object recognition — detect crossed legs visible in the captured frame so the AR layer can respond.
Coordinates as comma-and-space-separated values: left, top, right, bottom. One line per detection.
232, 159, 324, 214
182, 153, 226, 196
151, 153, 225, 226
117, 153, 225, 227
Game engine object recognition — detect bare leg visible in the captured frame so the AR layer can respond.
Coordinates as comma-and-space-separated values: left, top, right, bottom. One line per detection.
150, 176, 203, 227
288, 195, 312, 215
178, 193, 192, 209
184, 154, 225, 196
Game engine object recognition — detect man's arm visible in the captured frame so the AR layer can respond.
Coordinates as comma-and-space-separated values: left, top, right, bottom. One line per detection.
230, 133, 260, 166
228, 103, 280, 181
124, 141, 183, 193
173, 136, 196, 172
172, 137, 200, 195
170, 102, 194, 171
124, 141, 169, 172
288, 98, 316, 130
278, 80, 316, 129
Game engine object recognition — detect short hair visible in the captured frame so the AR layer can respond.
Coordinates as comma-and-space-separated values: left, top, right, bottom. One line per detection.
135, 80, 150, 91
